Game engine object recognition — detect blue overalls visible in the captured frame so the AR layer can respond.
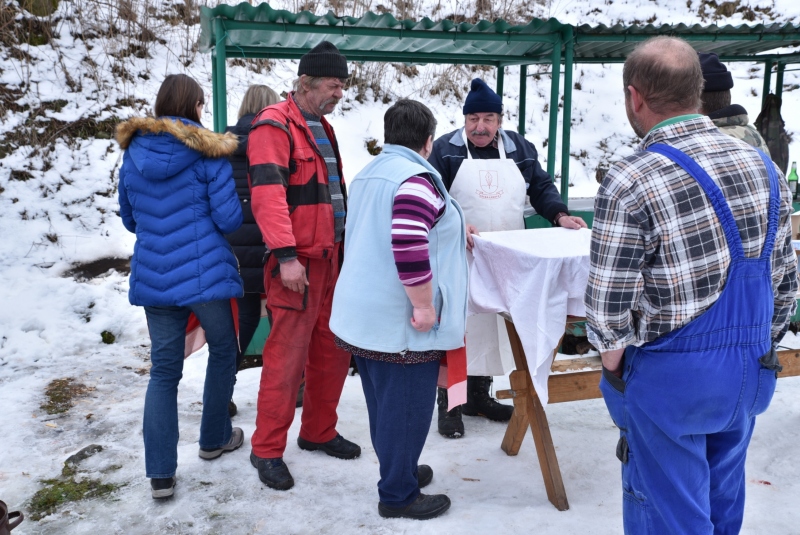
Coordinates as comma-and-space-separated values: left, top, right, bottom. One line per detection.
599, 144, 783, 535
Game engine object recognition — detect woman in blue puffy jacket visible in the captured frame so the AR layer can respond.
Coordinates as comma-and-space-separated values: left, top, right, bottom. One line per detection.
116, 74, 245, 500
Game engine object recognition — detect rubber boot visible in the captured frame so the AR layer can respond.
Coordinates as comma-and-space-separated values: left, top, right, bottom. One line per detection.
461, 375, 513, 421
436, 387, 464, 438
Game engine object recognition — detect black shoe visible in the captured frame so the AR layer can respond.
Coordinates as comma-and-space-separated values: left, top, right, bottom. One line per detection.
198, 427, 244, 460
297, 433, 361, 460
250, 452, 294, 490
378, 493, 451, 520
296, 381, 305, 408
151, 477, 175, 499
228, 400, 237, 418
437, 387, 464, 438
462, 376, 514, 422
418, 464, 433, 488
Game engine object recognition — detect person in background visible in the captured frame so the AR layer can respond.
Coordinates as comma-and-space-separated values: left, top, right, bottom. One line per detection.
247, 41, 359, 491
428, 78, 586, 439
331, 99, 471, 520
586, 37, 796, 533
699, 51, 770, 155
224, 84, 281, 418
116, 73, 245, 500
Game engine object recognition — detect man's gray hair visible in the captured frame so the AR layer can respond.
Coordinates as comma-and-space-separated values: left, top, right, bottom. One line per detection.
623, 36, 704, 115
292, 75, 326, 95
292, 75, 347, 95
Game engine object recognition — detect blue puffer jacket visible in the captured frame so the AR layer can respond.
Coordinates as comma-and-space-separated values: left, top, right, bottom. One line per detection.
116, 116, 244, 307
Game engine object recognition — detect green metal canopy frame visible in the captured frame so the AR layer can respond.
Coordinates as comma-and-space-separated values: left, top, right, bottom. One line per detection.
200, 2, 800, 203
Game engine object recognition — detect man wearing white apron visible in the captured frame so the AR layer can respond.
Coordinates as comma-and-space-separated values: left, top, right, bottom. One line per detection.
429, 78, 587, 438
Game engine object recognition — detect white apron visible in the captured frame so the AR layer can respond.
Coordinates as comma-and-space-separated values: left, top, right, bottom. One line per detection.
449, 130, 527, 376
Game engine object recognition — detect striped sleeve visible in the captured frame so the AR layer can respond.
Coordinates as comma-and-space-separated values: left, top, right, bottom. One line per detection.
391, 175, 445, 286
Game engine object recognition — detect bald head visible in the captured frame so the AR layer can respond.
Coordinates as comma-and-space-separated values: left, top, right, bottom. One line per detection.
623, 37, 704, 115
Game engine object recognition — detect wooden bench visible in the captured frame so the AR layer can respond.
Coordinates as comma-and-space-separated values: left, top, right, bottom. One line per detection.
495, 316, 800, 512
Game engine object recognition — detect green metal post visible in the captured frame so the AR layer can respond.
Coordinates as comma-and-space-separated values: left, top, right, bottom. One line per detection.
518, 65, 527, 135
776, 62, 785, 101
211, 54, 219, 132
761, 59, 773, 112
560, 26, 574, 205
546, 36, 562, 180
213, 17, 228, 133
496, 65, 505, 99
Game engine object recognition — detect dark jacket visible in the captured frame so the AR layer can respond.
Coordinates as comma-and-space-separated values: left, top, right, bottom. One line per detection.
248, 93, 346, 261
116, 116, 243, 307
428, 127, 568, 223
225, 113, 267, 293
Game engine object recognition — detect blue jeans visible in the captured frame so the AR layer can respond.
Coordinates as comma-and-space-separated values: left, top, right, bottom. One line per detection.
354, 356, 439, 507
143, 300, 238, 478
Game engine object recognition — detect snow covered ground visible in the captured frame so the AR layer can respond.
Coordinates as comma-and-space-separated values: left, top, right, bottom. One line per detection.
2, 0, 800, 533
2, 345, 800, 534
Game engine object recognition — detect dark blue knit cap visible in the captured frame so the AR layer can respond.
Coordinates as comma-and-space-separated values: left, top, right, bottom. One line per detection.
698, 52, 733, 92
463, 78, 503, 115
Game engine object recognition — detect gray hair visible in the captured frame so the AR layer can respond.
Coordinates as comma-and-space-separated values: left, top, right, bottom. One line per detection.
237, 84, 280, 119
292, 75, 340, 95
623, 36, 704, 115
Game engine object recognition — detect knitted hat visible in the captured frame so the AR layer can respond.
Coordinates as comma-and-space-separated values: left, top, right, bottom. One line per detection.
463, 78, 503, 115
699, 52, 734, 92
298, 41, 349, 79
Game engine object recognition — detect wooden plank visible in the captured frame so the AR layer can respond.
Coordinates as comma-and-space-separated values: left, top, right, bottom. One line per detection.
551, 356, 602, 373
548, 370, 602, 403
777, 349, 800, 378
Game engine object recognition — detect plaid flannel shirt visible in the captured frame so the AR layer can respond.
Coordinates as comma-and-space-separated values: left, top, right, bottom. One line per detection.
585, 116, 797, 352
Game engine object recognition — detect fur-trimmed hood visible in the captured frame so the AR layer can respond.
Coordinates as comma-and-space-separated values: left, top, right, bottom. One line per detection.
116, 116, 238, 157
116, 117, 238, 181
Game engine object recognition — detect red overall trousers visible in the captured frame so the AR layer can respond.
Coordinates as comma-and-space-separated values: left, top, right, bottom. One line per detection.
251, 243, 351, 458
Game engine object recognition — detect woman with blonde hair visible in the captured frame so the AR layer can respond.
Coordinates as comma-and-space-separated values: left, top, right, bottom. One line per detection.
224, 84, 281, 416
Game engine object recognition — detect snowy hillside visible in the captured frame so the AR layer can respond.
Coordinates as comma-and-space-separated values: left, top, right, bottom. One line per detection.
1, 0, 800, 533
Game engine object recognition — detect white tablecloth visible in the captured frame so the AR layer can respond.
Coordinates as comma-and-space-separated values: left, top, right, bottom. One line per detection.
468, 228, 592, 405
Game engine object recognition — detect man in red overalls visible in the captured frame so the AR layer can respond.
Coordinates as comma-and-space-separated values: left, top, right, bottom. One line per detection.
247, 42, 359, 491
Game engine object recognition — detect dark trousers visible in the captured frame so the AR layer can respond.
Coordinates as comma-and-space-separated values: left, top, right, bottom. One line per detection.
236, 292, 263, 369
354, 355, 439, 507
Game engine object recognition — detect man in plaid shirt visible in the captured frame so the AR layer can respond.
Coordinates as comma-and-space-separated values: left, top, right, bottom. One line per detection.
585, 36, 797, 534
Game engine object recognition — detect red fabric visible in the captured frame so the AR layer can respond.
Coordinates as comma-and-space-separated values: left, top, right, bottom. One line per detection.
251, 243, 350, 458
440, 345, 468, 410
184, 299, 240, 359
247, 94, 346, 260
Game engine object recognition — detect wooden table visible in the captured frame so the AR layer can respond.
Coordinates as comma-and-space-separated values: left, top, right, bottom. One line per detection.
495, 315, 800, 512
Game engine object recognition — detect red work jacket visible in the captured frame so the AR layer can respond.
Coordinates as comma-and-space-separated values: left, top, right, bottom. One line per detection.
247, 93, 346, 261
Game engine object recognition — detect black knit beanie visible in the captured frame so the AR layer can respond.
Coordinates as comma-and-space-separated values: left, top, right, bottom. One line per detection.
698, 52, 734, 92
298, 41, 349, 79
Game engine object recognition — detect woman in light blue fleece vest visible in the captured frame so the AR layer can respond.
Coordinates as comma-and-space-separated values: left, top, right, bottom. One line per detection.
330, 100, 470, 520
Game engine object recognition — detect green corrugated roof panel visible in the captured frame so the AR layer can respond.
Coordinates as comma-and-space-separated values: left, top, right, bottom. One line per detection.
201, 4, 800, 64
574, 22, 800, 60
200, 2, 567, 63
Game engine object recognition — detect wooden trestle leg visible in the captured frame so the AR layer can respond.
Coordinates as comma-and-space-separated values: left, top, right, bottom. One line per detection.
496, 319, 570, 511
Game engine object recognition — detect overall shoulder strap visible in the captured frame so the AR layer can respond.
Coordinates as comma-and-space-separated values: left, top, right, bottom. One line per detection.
756, 149, 781, 261
647, 143, 743, 259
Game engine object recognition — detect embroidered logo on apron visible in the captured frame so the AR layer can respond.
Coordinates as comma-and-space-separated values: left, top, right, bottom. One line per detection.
478, 170, 504, 199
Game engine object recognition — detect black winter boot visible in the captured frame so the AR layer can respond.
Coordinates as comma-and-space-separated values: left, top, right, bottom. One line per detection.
436, 387, 464, 438
462, 375, 513, 422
